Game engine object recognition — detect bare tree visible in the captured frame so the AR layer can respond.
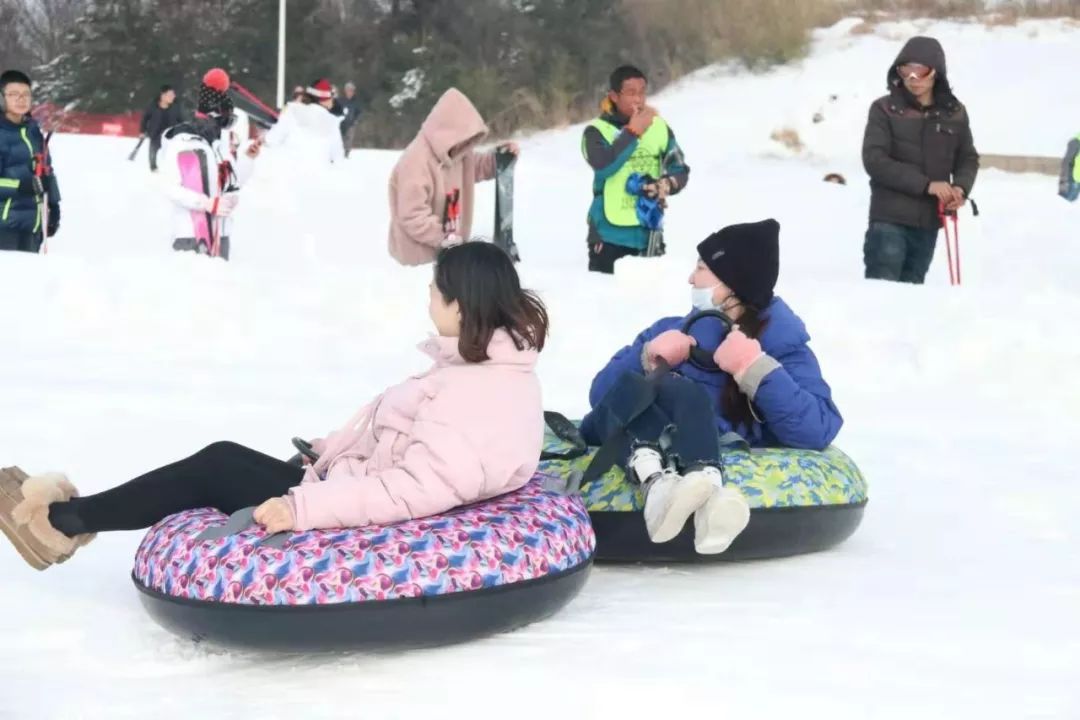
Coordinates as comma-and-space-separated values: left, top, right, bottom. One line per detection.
0, 0, 34, 71
16, 0, 86, 67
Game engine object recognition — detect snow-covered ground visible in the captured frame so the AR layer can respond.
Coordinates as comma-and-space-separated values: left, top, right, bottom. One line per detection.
1, 18, 1078, 720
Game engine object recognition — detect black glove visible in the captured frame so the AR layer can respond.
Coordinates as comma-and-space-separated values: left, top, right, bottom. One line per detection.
47, 205, 60, 238
18, 176, 44, 197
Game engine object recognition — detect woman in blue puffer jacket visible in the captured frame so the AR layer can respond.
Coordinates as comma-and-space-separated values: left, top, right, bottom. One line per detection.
580, 219, 842, 555
0, 69, 59, 253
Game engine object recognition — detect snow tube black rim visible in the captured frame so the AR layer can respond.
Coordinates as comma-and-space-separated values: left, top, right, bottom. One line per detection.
589, 502, 866, 563
132, 555, 593, 651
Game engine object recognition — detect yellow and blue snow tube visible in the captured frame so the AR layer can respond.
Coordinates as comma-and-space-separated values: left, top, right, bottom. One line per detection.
537, 425, 867, 562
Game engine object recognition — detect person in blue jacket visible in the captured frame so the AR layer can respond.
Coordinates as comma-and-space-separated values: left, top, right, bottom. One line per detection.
580, 219, 842, 554
0, 69, 59, 253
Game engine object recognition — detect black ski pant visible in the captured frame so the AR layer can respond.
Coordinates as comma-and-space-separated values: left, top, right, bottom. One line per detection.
148, 136, 162, 171
0, 229, 42, 253
587, 224, 640, 274
48, 442, 303, 537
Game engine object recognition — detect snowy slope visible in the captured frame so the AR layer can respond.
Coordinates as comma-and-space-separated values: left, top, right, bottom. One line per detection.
1, 18, 1078, 720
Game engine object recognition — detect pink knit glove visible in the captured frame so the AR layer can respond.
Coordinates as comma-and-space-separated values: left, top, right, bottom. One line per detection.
713, 327, 764, 378
645, 330, 697, 370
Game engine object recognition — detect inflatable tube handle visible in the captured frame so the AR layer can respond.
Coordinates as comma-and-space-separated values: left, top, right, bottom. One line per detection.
292, 437, 320, 462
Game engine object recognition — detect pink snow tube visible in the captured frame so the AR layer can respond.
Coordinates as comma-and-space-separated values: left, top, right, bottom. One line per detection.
131, 476, 595, 650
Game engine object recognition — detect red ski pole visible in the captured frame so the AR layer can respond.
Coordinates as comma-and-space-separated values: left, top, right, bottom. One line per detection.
938, 201, 959, 286
951, 212, 961, 285
35, 131, 53, 255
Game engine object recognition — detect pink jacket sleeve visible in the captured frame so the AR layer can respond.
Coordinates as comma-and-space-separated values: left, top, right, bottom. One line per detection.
289, 416, 483, 530
394, 154, 445, 249
474, 150, 497, 183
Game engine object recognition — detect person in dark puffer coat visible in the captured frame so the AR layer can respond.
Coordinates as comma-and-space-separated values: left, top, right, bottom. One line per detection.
861, 36, 979, 284
0, 69, 60, 253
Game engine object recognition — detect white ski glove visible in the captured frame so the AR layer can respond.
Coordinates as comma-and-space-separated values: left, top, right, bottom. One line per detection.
201, 193, 240, 217
441, 233, 463, 248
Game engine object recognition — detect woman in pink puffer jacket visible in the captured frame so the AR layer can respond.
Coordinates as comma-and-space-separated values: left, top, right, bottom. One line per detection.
0, 243, 548, 571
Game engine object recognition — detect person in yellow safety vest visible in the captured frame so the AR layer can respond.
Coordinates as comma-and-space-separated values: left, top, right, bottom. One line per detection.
581, 65, 690, 274
1059, 133, 1080, 202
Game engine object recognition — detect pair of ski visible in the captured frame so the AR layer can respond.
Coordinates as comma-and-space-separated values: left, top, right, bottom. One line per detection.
178, 148, 225, 258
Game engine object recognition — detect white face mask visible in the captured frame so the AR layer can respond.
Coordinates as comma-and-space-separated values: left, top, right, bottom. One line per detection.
691, 285, 720, 311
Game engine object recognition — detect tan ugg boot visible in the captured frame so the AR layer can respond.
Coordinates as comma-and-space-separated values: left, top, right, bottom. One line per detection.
0, 467, 57, 570
0, 470, 96, 570
1, 467, 93, 564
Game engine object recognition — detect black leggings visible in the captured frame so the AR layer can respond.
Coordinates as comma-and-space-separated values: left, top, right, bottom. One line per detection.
0, 229, 42, 254
49, 442, 304, 537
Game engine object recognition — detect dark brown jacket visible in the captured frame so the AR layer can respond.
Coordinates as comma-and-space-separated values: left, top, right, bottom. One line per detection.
862, 37, 979, 230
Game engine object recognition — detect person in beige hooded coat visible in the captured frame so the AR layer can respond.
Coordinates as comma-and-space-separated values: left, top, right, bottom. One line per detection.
388, 88, 518, 265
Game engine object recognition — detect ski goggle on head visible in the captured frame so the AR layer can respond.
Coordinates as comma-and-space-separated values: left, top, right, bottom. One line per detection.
897, 63, 935, 81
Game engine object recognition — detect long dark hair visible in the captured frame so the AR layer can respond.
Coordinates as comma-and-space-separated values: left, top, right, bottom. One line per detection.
434, 242, 549, 362
721, 303, 769, 431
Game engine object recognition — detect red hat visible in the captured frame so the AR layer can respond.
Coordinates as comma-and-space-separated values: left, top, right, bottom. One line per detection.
197, 68, 233, 122
306, 79, 333, 100
202, 68, 230, 93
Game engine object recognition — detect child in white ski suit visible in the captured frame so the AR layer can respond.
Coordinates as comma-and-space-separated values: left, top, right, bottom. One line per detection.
159, 68, 259, 260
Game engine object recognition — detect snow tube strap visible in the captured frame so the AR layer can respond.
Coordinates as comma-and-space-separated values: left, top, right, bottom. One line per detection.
192, 506, 290, 549
540, 411, 589, 461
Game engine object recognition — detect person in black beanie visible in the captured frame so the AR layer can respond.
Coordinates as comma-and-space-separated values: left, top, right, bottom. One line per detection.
579, 219, 843, 555
157, 68, 261, 260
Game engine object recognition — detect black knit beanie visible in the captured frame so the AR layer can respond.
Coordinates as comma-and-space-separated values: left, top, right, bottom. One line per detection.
696, 219, 780, 308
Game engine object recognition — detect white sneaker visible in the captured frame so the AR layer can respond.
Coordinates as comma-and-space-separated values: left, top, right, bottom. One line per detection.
630, 448, 713, 544
691, 467, 751, 555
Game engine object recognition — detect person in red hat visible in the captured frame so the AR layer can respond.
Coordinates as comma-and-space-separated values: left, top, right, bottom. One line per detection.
263, 78, 345, 164
157, 68, 262, 260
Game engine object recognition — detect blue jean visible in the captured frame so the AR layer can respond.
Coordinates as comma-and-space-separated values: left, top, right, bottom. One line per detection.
581, 371, 721, 472
1063, 181, 1080, 202
863, 221, 939, 284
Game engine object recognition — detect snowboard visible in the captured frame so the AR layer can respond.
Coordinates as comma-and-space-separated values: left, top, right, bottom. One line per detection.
494, 148, 521, 262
